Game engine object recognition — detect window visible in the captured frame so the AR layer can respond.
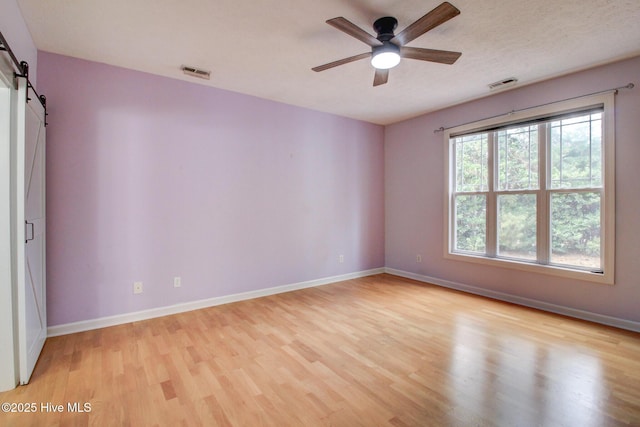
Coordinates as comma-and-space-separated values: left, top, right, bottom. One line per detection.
445, 93, 615, 284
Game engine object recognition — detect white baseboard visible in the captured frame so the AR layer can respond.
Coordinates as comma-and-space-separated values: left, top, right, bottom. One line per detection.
48, 266, 640, 337
385, 268, 640, 333
47, 268, 385, 337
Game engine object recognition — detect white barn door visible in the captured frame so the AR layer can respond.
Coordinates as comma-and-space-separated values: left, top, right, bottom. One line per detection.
15, 77, 46, 384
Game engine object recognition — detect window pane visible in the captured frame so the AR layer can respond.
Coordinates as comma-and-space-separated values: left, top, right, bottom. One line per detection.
455, 195, 486, 253
454, 133, 488, 192
497, 126, 538, 190
550, 113, 602, 189
497, 194, 537, 260
550, 192, 601, 269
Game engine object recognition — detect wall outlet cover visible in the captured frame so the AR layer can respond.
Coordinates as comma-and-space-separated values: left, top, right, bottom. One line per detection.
133, 281, 143, 294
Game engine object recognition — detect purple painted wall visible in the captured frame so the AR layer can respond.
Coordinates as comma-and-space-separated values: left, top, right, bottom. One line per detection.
38, 52, 385, 326
385, 56, 640, 323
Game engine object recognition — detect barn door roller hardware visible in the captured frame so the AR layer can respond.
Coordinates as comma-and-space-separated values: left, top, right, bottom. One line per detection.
0, 30, 48, 126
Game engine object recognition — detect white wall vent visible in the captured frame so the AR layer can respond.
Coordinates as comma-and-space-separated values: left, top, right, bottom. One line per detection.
181, 65, 211, 80
488, 77, 518, 91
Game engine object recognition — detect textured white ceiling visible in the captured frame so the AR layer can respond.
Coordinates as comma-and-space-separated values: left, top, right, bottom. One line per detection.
16, 0, 640, 125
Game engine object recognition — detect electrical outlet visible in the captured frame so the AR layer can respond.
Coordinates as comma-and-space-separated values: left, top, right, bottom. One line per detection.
174, 277, 181, 288
133, 281, 143, 294
416, 254, 422, 263
339, 254, 344, 263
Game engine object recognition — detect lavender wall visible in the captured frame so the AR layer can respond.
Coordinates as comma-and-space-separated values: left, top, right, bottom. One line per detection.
38, 52, 384, 326
385, 56, 640, 323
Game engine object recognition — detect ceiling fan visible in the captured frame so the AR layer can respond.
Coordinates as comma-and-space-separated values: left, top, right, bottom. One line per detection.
312, 2, 462, 86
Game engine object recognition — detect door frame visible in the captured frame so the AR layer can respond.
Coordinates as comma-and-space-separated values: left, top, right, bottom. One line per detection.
0, 59, 18, 392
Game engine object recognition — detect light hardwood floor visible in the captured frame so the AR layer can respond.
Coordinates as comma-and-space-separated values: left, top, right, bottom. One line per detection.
1, 274, 639, 426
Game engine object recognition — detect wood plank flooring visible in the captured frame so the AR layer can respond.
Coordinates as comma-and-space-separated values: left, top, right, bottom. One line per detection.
1, 274, 640, 426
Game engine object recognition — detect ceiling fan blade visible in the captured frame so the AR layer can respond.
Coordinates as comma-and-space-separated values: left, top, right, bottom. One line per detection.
394, 2, 460, 46
400, 46, 461, 64
326, 17, 382, 47
373, 69, 389, 86
312, 52, 371, 72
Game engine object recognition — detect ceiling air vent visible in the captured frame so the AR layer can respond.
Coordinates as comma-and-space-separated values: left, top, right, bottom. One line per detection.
488, 77, 518, 91
181, 65, 211, 80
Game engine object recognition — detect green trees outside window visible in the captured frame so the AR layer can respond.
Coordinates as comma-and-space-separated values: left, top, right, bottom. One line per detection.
451, 111, 603, 271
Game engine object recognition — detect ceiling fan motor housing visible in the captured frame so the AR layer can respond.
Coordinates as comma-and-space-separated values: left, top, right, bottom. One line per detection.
372, 42, 400, 57
373, 17, 398, 42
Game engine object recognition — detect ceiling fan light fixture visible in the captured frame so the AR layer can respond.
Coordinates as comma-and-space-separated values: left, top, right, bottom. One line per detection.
371, 43, 401, 70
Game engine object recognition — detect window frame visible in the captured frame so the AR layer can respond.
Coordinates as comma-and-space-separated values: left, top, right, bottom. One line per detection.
444, 93, 615, 285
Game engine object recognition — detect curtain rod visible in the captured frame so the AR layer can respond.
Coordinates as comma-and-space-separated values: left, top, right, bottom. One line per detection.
433, 83, 635, 134
0, 30, 48, 126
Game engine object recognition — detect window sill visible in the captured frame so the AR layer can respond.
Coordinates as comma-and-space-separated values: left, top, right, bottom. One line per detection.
444, 251, 614, 285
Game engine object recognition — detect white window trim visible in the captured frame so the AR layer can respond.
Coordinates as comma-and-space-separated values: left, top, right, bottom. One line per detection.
443, 92, 615, 285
